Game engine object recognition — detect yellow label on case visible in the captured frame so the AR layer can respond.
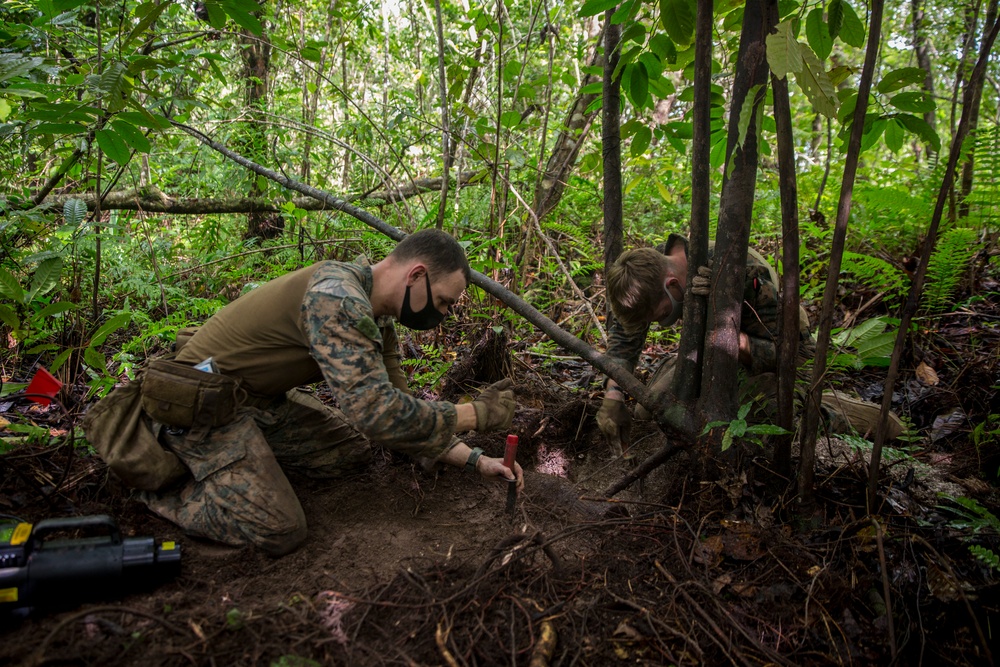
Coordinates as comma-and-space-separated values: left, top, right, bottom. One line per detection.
162, 541, 176, 550
11, 523, 32, 546
0, 587, 18, 603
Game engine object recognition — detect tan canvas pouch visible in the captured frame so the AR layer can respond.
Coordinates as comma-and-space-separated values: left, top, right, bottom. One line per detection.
141, 359, 242, 428
82, 381, 188, 491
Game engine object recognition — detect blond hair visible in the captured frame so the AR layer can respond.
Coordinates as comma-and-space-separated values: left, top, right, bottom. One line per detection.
606, 248, 671, 333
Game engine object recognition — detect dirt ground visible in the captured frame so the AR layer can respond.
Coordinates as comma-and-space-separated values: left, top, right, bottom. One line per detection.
3, 322, 1000, 666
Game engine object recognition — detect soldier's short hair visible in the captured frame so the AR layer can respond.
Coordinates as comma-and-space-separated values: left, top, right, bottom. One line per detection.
391, 229, 471, 283
606, 247, 669, 333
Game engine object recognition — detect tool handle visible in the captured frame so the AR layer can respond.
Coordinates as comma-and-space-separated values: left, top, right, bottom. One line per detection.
32, 515, 122, 546
503, 434, 518, 470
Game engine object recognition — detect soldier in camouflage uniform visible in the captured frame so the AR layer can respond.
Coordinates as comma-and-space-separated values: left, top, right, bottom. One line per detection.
597, 233, 902, 455
116, 229, 520, 555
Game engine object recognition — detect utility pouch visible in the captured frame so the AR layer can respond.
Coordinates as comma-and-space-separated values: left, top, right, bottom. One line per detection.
82, 382, 188, 491
141, 359, 242, 429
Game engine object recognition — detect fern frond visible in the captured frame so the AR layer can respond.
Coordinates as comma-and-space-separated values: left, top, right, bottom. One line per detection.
923, 227, 977, 313
841, 252, 907, 307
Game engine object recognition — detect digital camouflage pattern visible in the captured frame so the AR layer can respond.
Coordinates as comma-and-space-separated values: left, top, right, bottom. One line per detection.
607, 233, 815, 378
606, 235, 902, 438
138, 258, 460, 553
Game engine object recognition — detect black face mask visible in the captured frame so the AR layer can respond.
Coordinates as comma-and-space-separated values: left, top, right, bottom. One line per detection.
399, 272, 447, 330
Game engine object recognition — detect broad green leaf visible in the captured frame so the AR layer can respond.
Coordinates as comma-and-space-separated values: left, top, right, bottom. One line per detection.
737, 403, 751, 420
648, 33, 677, 63
63, 198, 87, 228
579, 0, 619, 17
877, 66, 926, 94
860, 117, 887, 152
827, 0, 844, 39
0, 99, 10, 121
620, 22, 647, 45
95, 128, 131, 165
203, 0, 228, 29
766, 21, 803, 79
736, 84, 763, 150
884, 117, 905, 152
301, 46, 322, 62
838, 0, 866, 47
610, 0, 639, 24
639, 52, 664, 79
896, 113, 941, 152
655, 180, 673, 202
806, 8, 832, 60
648, 74, 675, 98
30, 122, 86, 136
0, 55, 44, 83
832, 316, 885, 347
889, 91, 935, 114
224, 2, 263, 36
89, 311, 132, 348
631, 125, 652, 156
36, 301, 77, 319
746, 424, 792, 436
660, 0, 695, 46
50, 348, 73, 375
84, 346, 108, 374
500, 110, 521, 129
857, 332, 896, 361
119, 108, 170, 129
0, 304, 19, 329
627, 62, 649, 107
795, 47, 839, 117
111, 119, 151, 153
710, 133, 727, 169
730, 418, 747, 437
829, 65, 853, 86
0, 267, 25, 304
123, 1, 169, 52
580, 82, 603, 95
28, 257, 62, 302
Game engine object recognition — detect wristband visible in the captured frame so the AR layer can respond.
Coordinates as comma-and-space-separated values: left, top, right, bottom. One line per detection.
464, 447, 485, 473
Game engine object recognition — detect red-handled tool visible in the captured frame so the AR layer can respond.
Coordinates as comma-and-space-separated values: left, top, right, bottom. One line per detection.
503, 434, 519, 517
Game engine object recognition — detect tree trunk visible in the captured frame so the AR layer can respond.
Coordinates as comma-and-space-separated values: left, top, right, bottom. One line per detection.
238, 8, 280, 240
958, 0, 997, 218
768, 1, 801, 478
911, 0, 937, 140
699, 0, 771, 429
672, 0, 713, 404
601, 12, 623, 289
799, 0, 887, 508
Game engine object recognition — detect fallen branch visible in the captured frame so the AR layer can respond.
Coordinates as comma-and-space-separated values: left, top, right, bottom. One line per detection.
37, 174, 483, 214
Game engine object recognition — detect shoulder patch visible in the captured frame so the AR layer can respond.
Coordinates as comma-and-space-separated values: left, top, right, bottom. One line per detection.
355, 315, 380, 341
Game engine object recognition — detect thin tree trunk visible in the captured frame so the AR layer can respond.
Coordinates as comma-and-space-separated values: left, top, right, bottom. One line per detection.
768, 0, 801, 478
799, 0, 887, 508
672, 0, 713, 403
958, 0, 997, 218
238, 7, 278, 240
601, 11, 623, 286
433, 0, 451, 229
699, 0, 770, 429
911, 0, 937, 138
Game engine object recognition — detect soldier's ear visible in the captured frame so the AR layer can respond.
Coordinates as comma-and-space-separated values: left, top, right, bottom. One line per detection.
405, 263, 428, 287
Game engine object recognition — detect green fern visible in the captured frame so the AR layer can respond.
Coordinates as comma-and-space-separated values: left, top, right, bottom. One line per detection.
962, 123, 1000, 226
969, 544, 1000, 572
841, 252, 907, 309
923, 227, 977, 314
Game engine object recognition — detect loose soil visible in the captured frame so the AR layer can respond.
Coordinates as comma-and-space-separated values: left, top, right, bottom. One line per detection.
2, 317, 1000, 666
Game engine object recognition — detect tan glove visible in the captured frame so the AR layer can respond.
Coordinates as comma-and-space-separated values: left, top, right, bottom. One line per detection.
690, 263, 713, 297
596, 396, 631, 457
471, 378, 516, 432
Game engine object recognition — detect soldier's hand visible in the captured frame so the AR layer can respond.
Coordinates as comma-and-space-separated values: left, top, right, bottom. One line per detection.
472, 378, 516, 432
596, 396, 631, 457
475, 455, 524, 491
691, 263, 713, 297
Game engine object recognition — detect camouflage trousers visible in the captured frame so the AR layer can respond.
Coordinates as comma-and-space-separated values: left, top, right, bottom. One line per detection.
138, 388, 370, 556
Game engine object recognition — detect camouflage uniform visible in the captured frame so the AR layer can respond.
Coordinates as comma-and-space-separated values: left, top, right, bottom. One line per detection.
607, 234, 815, 423
138, 258, 459, 555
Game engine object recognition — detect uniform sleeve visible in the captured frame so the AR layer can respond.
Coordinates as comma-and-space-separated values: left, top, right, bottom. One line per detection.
302, 290, 457, 459
605, 316, 650, 375
741, 261, 781, 376
380, 323, 410, 394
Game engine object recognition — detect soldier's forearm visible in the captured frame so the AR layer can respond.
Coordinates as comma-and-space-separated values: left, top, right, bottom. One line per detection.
454, 403, 478, 431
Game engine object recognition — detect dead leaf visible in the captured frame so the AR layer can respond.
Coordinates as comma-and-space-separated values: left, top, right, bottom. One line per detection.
730, 582, 756, 597
916, 361, 940, 386
613, 620, 645, 640
0, 416, 9, 428
693, 535, 724, 567
926, 563, 976, 602
711, 572, 733, 595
